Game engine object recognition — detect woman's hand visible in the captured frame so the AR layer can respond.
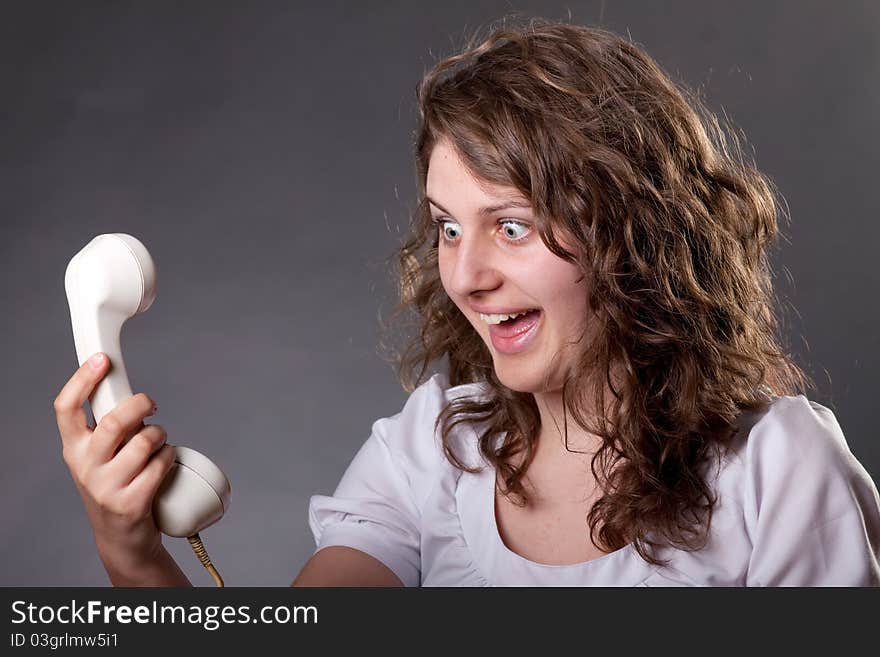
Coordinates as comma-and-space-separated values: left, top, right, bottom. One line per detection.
53, 352, 178, 579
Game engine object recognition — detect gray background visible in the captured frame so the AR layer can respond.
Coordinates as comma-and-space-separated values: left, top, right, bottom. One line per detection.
2, 1, 878, 586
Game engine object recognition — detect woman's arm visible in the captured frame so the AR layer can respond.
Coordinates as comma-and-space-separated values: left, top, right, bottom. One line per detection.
99, 542, 192, 587
291, 546, 404, 587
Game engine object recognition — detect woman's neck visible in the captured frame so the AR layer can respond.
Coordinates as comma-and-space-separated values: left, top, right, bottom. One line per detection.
532, 388, 603, 460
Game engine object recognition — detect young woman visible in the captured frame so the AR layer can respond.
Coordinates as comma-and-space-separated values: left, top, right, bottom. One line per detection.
55, 20, 880, 586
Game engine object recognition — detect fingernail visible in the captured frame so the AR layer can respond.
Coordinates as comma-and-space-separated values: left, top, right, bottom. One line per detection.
89, 353, 106, 369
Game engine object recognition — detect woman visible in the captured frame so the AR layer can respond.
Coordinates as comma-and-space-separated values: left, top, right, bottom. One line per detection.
54, 19, 880, 586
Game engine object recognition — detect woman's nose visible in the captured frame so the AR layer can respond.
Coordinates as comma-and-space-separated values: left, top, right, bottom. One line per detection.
445, 235, 502, 298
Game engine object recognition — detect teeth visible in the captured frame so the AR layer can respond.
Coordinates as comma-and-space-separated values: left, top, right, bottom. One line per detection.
479, 309, 536, 325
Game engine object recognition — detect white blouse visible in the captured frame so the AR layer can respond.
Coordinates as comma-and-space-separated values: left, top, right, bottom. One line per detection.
308, 374, 880, 586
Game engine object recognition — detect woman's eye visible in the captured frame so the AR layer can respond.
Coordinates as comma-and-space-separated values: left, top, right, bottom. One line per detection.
437, 220, 462, 241
499, 220, 530, 242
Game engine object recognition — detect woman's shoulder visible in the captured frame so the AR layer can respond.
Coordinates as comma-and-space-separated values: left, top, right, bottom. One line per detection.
722, 394, 879, 579
724, 394, 862, 479
654, 394, 880, 585
369, 373, 492, 470
379, 373, 491, 428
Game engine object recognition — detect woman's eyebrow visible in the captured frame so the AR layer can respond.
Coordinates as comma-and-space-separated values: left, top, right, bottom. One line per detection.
426, 196, 532, 217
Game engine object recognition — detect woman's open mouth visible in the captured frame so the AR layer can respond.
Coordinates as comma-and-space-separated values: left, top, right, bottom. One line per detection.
485, 309, 542, 354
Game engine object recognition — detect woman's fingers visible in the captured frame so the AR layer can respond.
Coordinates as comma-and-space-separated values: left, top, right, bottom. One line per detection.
53, 353, 109, 449
107, 424, 168, 487
88, 393, 157, 464
127, 444, 178, 508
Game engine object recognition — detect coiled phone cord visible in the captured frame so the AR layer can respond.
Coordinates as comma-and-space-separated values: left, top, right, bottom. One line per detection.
187, 533, 224, 587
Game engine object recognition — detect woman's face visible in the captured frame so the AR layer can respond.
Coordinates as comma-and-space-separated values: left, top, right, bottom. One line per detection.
428, 139, 591, 394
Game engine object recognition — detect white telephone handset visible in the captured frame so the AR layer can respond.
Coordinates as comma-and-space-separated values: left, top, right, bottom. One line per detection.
64, 234, 231, 544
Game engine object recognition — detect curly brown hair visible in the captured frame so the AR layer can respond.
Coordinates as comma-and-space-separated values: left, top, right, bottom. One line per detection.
380, 18, 810, 566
